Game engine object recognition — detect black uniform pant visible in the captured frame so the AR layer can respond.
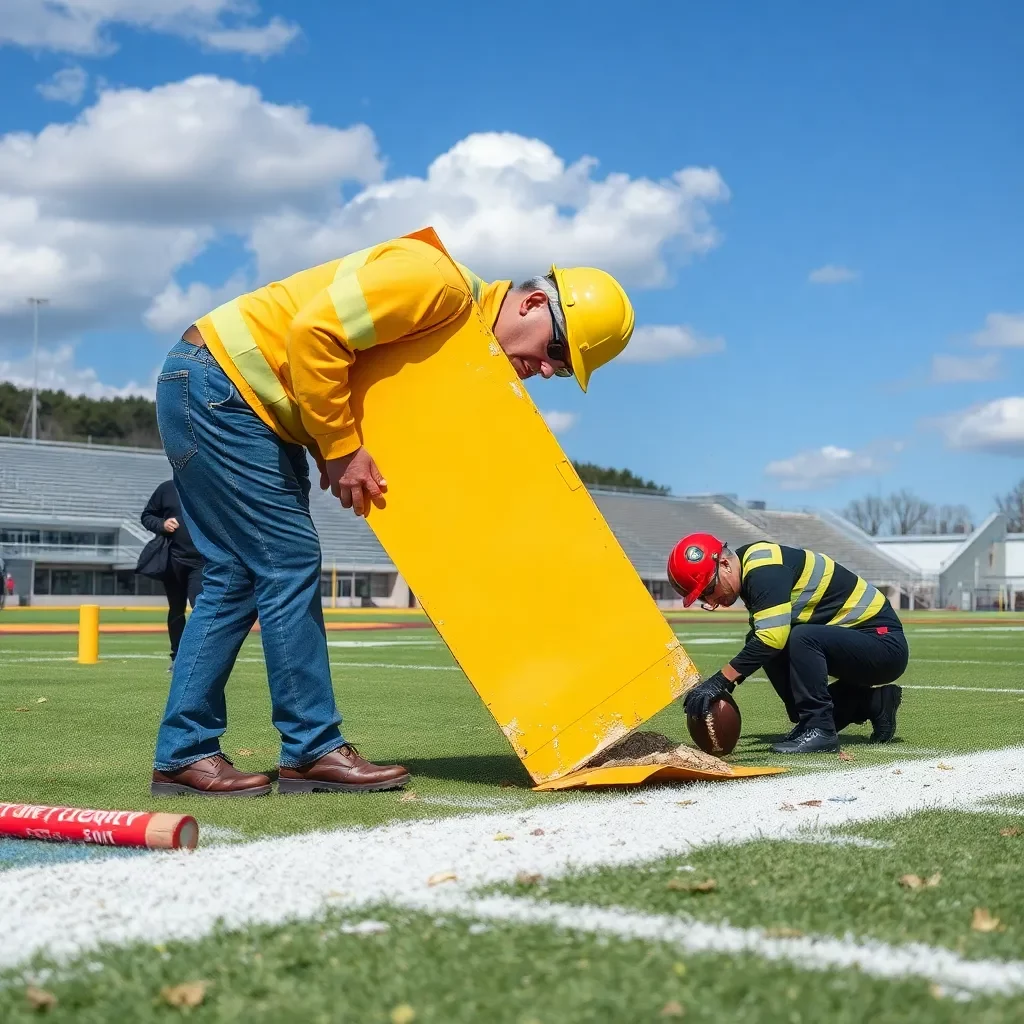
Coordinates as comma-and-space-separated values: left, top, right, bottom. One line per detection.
164, 556, 204, 661
762, 624, 909, 732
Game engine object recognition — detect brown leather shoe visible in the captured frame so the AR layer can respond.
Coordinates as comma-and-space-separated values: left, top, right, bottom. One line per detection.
151, 754, 272, 797
277, 745, 410, 794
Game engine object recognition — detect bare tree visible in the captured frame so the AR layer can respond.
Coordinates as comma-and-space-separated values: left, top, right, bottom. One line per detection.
887, 489, 933, 535
843, 496, 889, 535
996, 479, 1024, 532
923, 504, 974, 535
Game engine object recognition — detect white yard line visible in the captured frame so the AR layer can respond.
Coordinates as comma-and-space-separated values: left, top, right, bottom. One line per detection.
903, 684, 1024, 695
326, 640, 442, 648
911, 659, 1024, 667
0, 746, 1022, 989
0, 656, 461, 671
424, 895, 1024, 998
910, 627, 1024, 634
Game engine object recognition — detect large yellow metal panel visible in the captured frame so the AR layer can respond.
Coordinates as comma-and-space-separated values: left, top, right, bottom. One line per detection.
349, 306, 700, 783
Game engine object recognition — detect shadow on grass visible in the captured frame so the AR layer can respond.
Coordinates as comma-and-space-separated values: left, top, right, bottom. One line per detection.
744, 731, 907, 748
400, 754, 532, 788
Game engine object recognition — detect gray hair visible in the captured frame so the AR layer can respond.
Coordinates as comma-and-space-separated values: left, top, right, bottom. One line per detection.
518, 274, 567, 339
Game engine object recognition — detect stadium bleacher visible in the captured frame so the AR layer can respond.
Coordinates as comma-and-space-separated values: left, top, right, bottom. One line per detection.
0, 437, 922, 602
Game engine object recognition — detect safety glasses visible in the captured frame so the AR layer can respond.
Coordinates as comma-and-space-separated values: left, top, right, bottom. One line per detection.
547, 305, 573, 378
699, 560, 722, 603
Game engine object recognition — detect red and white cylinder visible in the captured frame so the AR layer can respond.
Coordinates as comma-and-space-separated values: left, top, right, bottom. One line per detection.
0, 803, 198, 850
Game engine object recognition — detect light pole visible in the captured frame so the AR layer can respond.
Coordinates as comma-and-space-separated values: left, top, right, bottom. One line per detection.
27, 297, 48, 443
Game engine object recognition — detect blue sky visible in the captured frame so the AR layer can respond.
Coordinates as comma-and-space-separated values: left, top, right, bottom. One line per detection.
0, 1, 1021, 521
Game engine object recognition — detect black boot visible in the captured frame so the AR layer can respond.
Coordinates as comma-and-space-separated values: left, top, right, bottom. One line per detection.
869, 685, 902, 743
772, 727, 840, 754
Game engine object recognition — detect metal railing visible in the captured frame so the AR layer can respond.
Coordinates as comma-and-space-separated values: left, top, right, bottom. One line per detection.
0, 542, 143, 561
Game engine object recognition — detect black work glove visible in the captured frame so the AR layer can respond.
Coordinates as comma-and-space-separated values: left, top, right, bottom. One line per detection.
683, 671, 736, 719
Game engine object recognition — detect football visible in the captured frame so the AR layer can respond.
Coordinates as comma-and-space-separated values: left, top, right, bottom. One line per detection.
687, 695, 742, 756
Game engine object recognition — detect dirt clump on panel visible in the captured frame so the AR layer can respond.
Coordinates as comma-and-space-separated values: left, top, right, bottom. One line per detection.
588, 731, 733, 774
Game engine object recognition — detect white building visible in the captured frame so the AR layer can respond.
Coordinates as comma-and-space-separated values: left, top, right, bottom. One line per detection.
874, 514, 1016, 611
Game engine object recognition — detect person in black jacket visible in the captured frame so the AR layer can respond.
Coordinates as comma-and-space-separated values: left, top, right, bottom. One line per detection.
142, 480, 205, 668
669, 533, 908, 754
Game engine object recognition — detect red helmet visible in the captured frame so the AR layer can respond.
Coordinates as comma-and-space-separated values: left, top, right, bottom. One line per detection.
667, 533, 725, 607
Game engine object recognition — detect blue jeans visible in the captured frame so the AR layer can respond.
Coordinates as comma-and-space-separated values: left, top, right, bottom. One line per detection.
153, 340, 345, 770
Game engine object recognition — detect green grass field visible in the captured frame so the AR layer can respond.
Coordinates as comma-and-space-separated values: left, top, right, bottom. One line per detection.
1, 614, 1023, 1021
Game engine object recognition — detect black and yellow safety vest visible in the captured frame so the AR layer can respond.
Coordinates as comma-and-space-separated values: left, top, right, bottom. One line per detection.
729, 541, 901, 677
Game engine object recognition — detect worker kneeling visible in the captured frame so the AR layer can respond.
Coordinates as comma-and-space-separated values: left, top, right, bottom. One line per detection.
668, 534, 908, 754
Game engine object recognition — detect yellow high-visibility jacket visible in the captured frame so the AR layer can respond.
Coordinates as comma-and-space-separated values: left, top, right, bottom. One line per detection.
195, 228, 511, 461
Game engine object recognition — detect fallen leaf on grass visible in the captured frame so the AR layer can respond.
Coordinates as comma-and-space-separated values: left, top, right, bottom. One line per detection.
25, 985, 57, 1011
515, 872, 542, 886
398, 792, 418, 803
937, 763, 953, 771
160, 980, 209, 1008
35, 697, 48, 704
667, 878, 716, 893
660, 1000, 686, 1017
530, 828, 545, 836
427, 872, 457, 887
236, 748, 254, 757
14, 707, 29, 712
798, 800, 822, 807
494, 832, 514, 841
899, 873, 942, 890
763, 926, 803, 938
340, 920, 390, 936
390, 1005, 416, 1024
838, 751, 855, 762
1000, 827, 1021, 837
971, 908, 1003, 933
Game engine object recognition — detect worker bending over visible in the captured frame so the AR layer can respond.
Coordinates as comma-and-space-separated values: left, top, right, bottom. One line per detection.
151, 227, 635, 797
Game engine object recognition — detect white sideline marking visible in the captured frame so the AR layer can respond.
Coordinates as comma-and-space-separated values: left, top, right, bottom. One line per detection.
0, 656, 461, 672
912, 659, 1024, 667
911, 627, 1024, 634
903, 685, 1024, 695
326, 640, 441, 648
424, 895, 1024, 998
672, 637, 737, 645
1, 746, 1023, 991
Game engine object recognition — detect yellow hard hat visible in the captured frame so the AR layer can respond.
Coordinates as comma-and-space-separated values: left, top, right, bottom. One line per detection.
550, 266, 635, 392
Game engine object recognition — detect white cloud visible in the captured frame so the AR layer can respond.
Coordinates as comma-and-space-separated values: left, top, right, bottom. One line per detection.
144, 275, 248, 333
971, 312, 1024, 348
0, 79, 728, 370
199, 16, 299, 56
0, 76, 382, 225
0, 1, 298, 57
942, 397, 1024, 455
619, 324, 724, 364
248, 133, 730, 285
541, 410, 578, 434
808, 264, 859, 285
764, 444, 890, 491
929, 352, 1001, 384
0, 76, 379, 336
0, 344, 153, 399
36, 66, 88, 104
0, 194, 206, 327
